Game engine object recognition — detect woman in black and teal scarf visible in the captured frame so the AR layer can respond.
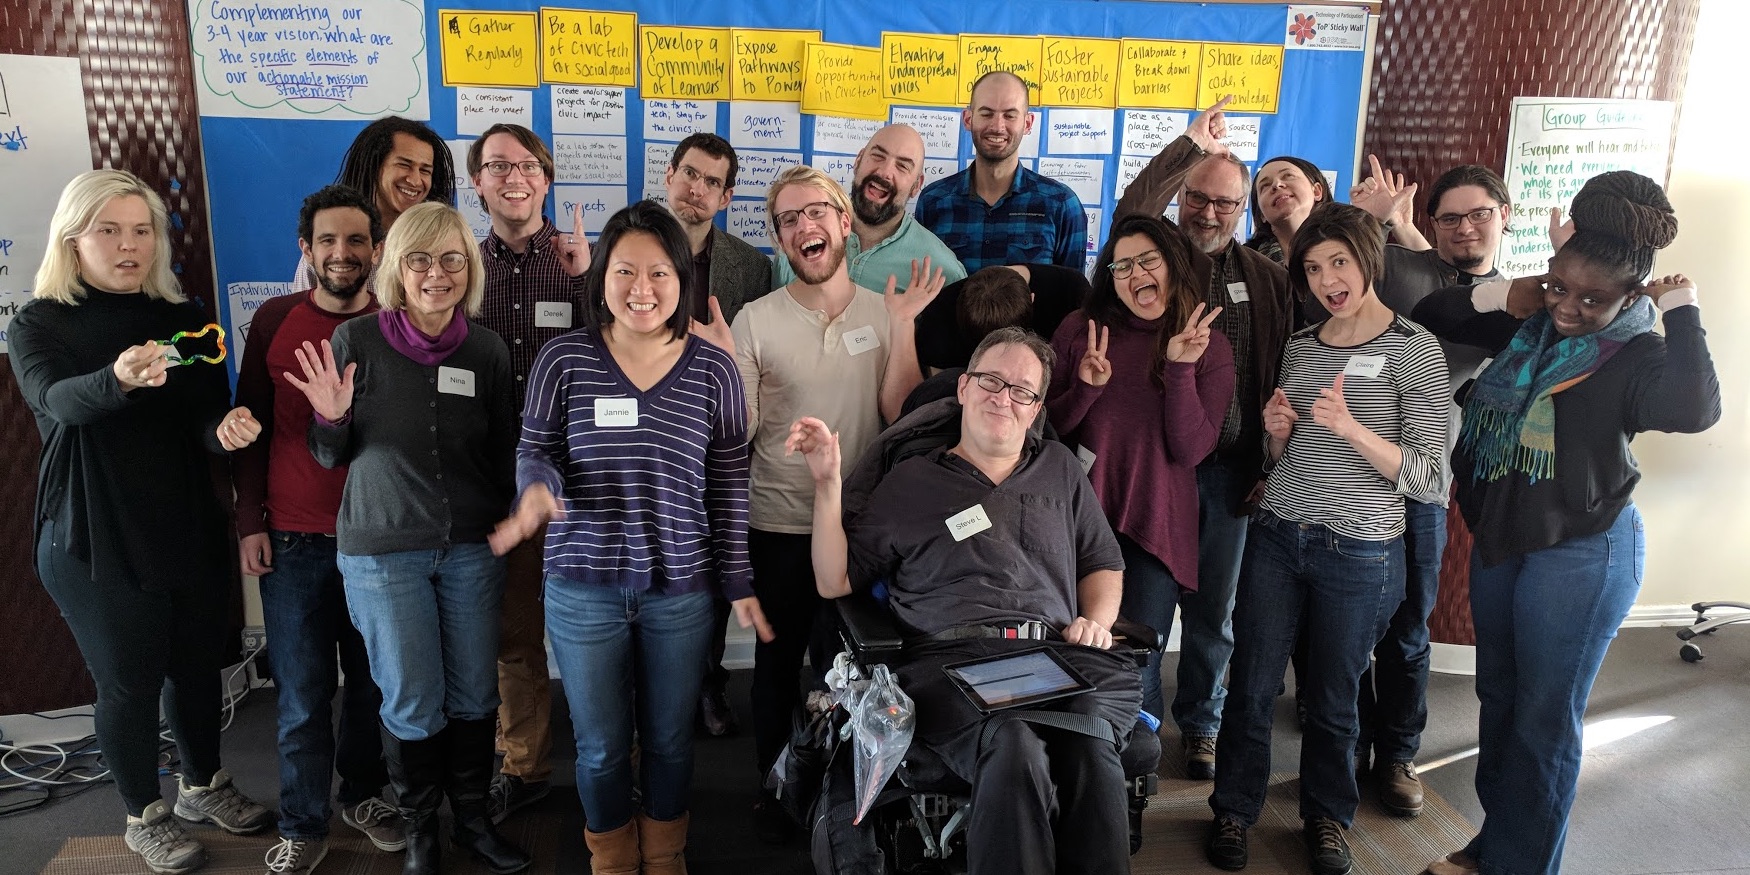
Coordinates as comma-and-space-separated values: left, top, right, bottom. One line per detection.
1412, 171, 1720, 875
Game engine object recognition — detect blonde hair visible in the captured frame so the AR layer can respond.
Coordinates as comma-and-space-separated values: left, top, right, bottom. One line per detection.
764, 165, 852, 245
34, 169, 184, 305
374, 202, 485, 317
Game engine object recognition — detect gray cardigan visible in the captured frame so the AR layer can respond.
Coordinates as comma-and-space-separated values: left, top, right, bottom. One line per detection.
309, 315, 518, 556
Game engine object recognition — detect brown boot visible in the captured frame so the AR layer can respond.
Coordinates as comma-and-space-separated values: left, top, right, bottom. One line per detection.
584, 819, 641, 875
637, 812, 689, 875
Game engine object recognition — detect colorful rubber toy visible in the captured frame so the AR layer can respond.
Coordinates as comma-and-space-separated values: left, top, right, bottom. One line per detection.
157, 323, 228, 365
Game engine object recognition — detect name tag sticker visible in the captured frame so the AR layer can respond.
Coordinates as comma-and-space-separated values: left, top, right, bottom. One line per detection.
843, 325, 880, 356
1343, 354, 1386, 379
945, 503, 992, 542
594, 397, 639, 427
1227, 282, 1249, 303
1076, 445, 1097, 473
535, 301, 574, 328
437, 366, 475, 397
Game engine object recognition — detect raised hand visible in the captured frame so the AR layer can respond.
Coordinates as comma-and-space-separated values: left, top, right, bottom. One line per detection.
1640, 273, 1697, 305
1548, 207, 1575, 253
732, 596, 776, 643
216, 406, 263, 451
1165, 302, 1224, 363
883, 257, 947, 323
1350, 154, 1415, 227
1077, 319, 1111, 387
1263, 387, 1298, 442
112, 341, 171, 392
284, 339, 356, 423
1187, 94, 1234, 155
1310, 374, 1356, 439
488, 482, 565, 556
557, 202, 592, 277
1506, 274, 1548, 318
784, 416, 842, 485
690, 295, 735, 355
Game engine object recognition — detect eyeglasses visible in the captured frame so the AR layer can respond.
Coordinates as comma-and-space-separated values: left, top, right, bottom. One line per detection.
1432, 206, 1501, 230
676, 163, 726, 192
482, 160, 546, 178
966, 371, 1042, 406
1108, 249, 1164, 279
403, 251, 470, 273
1182, 189, 1244, 215
774, 201, 841, 232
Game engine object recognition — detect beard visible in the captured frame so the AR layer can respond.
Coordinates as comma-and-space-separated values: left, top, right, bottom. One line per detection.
852, 174, 903, 226
317, 261, 368, 300
1184, 223, 1234, 254
790, 242, 848, 286
1451, 252, 1487, 272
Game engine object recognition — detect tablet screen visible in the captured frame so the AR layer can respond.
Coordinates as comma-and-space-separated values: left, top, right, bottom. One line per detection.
945, 648, 1094, 711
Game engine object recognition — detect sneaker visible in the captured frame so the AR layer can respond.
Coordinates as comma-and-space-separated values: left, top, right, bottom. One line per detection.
175, 768, 273, 834
264, 836, 328, 874
1304, 816, 1353, 875
125, 800, 207, 875
1204, 815, 1248, 870
700, 688, 740, 737
1183, 734, 1218, 781
488, 773, 550, 825
341, 796, 408, 851
1375, 760, 1425, 817
1425, 850, 1480, 875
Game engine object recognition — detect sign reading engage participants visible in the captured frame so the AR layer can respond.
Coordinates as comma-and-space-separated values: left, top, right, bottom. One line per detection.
188, 0, 429, 120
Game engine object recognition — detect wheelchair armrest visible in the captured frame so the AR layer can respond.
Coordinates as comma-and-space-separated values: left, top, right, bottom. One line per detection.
1110, 616, 1163, 659
835, 592, 906, 662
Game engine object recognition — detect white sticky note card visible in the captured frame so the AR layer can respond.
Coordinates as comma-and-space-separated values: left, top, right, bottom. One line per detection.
551, 86, 628, 136
729, 150, 803, 199
447, 139, 493, 239
727, 201, 771, 248
1046, 108, 1115, 155
731, 101, 803, 152
1121, 110, 1189, 157
1114, 154, 1149, 203
1227, 282, 1250, 303
813, 116, 883, 156
645, 99, 718, 142
644, 142, 673, 203
1225, 116, 1262, 163
816, 154, 859, 195
457, 87, 533, 137
1036, 157, 1104, 206
438, 366, 476, 397
553, 185, 631, 237
1344, 354, 1386, 378
553, 135, 628, 185
594, 397, 639, 427
891, 107, 962, 159
535, 301, 574, 328
1076, 445, 1096, 473
842, 325, 880, 356
1019, 110, 1043, 159
945, 503, 992, 541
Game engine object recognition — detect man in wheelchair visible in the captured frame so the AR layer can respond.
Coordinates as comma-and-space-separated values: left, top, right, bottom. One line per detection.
787, 326, 1148, 875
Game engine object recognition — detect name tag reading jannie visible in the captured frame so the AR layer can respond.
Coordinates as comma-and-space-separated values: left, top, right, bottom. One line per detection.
843, 325, 880, 356
437, 366, 475, 397
594, 397, 639, 427
945, 503, 992, 542
1227, 282, 1250, 303
1343, 354, 1386, 379
535, 301, 573, 328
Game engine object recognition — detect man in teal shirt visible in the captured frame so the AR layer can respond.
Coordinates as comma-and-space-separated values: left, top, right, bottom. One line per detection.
774, 124, 966, 291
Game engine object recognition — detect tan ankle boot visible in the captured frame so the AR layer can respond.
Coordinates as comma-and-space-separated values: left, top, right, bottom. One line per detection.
637, 812, 689, 875
584, 819, 641, 875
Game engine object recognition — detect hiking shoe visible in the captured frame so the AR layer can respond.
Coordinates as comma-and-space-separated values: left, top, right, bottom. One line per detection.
1205, 815, 1248, 870
126, 800, 207, 874
264, 836, 328, 874
1184, 734, 1218, 781
175, 768, 273, 834
1376, 760, 1425, 817
1304, 816, 1353, 875
341, 796, 407, 851
488, 773, 550, 824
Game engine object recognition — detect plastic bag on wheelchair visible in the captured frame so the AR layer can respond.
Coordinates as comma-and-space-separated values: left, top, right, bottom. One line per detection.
844, 664, 915, 824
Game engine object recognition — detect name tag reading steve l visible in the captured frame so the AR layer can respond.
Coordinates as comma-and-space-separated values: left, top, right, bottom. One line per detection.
945, 503, 992, 542
1343, 354, 1386, 379
594, 397, 639, 427
437, 366, 475, 397
535, 301, 574, 329
843, 325, 880, 356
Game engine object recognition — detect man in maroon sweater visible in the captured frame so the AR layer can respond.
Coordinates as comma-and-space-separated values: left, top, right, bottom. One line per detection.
233, 186, 403, 874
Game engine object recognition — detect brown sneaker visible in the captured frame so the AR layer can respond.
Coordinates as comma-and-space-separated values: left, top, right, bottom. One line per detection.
1183, 734, 1217, 780
1375, 760, 1424, 817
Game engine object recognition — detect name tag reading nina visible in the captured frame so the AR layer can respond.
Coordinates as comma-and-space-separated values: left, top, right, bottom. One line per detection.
437, 366, 475, 397
535, 301, 574, 329
843, 325, 880, 356
946, 503, 992, 541
595, 397, 639, 427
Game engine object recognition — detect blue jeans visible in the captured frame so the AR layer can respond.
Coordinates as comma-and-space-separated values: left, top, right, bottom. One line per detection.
1117, 533, 1181, 720
338, 543, 504, 741
260, 531, 387, 839
1211, 510, 1404, 827
1463, 505, 1643, 875
1173, 458, 1251, 738
1357, 498, 1446, 764
544, 579, 713, 831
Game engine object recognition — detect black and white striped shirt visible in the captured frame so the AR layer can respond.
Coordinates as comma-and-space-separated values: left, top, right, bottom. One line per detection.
1262, 315, 1449, 541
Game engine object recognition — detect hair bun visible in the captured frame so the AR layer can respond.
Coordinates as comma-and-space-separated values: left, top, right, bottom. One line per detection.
1569, 170, 1678, 250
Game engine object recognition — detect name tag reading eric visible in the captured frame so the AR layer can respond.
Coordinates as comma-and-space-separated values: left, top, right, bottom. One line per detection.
843, 325, 880, 356
437, 366, 475, 397
594, 397, 639, 427
535, 301, 573, 329
1343, 354, 1386, 379
945, 504, 992, 542
1227, 282, 1249, 303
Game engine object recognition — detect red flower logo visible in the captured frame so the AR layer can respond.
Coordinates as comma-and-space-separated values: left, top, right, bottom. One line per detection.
1290, 14, 1318, 45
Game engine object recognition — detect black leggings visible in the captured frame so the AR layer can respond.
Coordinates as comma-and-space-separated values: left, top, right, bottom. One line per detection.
36, 519, 227, 816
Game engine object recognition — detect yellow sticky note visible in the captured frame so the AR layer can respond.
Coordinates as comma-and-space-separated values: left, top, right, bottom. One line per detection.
1038, 36, 1119, 108
1116, 39, 1200, 110
538, 9, 637, 86
1198, 43, 1283, 114
641, 25, 732, 100
800, 42, 885, 121
957, 34, 1042, 105
439, 10, 539, 88
881, 32, 960, 106
732, 29, 819, 101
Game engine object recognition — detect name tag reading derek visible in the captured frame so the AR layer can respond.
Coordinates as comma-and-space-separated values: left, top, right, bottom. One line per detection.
437, 366, 475, 397
594, 397, 639, 427
535, 301, 574, 328
843, 325, 880, 356
945, 503, 992, 542
1343, 354, 1386, 379
1227, 282, 1250, 303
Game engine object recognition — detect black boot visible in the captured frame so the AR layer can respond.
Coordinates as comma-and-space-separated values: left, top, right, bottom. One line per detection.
444, 717, 531, 874
381, 725, 444, 875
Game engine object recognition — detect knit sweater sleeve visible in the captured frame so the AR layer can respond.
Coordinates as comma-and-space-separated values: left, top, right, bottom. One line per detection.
1046, 311, 1103, 433
702, 344, 755, 601
1390, 330, 1453, 505
1626, 305, 1722, 436
1160, 329, 1235, 464
7, 302, 139, 427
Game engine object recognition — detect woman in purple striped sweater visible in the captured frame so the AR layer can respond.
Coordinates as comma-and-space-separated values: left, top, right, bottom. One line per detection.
489, 201, 773, 875
1047, 213, 1235, 721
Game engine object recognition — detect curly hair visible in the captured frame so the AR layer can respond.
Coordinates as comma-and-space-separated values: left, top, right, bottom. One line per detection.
1561, 170, 1678, 285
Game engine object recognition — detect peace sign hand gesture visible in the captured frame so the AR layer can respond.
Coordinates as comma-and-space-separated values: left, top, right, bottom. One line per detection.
1165, 302, 1223, 363
1077, 319, 1111, 387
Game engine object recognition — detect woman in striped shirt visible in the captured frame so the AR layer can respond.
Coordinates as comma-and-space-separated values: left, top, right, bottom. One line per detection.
489, 201, 773, 875
1206, 204, 1449, 875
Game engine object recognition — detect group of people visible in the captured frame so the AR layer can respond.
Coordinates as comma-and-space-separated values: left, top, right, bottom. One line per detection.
9, 65, 1719, 875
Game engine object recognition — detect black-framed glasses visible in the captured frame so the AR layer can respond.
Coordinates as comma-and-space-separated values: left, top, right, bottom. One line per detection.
482, 160, 546, 178
1108, 249, 1163, 279
1432, 206, 1501, 229
1182, 189, 1244, 215
967, 371, 1042, 406
403, 251, 470, 273
773, 201, 841, 232
676, 163, 726, 192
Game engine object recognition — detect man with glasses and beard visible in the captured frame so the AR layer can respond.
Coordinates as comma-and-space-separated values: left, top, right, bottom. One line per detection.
661, 132, 774, 330
773, 124, 965, 292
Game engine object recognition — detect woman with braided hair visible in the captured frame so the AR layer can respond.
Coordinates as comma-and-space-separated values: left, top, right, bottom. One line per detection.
1412, 171, 1721, 875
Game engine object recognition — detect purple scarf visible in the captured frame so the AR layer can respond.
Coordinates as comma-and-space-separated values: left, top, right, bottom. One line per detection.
379, 309, 468, 366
